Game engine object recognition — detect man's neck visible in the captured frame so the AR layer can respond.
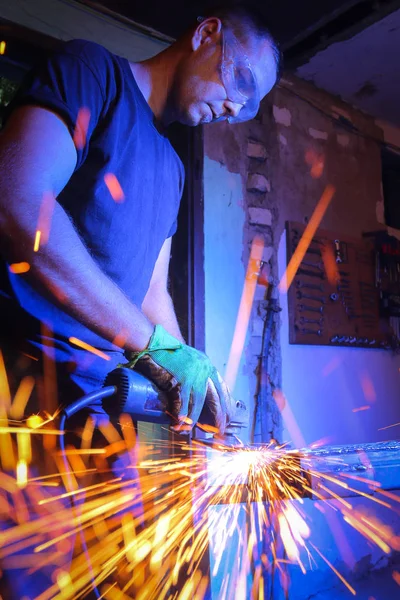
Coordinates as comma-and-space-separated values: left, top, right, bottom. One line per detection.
129, 48, 180, 125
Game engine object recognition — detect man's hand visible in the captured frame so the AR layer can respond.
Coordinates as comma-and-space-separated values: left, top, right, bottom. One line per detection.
123, 325, 235, 433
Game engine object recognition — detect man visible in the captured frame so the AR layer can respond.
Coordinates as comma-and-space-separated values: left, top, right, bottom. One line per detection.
0, 6, 280, 435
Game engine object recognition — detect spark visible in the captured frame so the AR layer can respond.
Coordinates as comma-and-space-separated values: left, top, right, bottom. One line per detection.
1, 414, 399, 600
309, 542, 356, 595
69, 337, 111, 361
36, 191, 56, 247
225, 236, 264, 391
34, 229, 41, 252
8, 261, 30, 274
360, 370, 377, 404
104, 173, 125, 203
0, 40, 6, 55
320, 242, 339, 285
352, 405, 370, 413
10, 375, 35, 420
73, 107, 91, 149
279, 184, 335, 293
305, 149, 325, 179
378, 421, 400, 431
16, 459, 28, 488
0, 348, 11, 408
27, 414, 44, 429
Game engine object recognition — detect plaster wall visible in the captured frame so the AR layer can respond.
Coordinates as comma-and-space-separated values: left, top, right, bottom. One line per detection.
203, 76, 400, 598
0, 0, 167, 60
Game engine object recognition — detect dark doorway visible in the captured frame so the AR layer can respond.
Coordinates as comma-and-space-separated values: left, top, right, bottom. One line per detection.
168, 123, 205, 350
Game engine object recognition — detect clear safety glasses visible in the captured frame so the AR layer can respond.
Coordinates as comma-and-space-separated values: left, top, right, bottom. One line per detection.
219, 27, 261, 123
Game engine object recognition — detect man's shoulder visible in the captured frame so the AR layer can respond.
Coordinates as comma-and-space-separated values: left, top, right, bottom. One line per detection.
57, 39, 118, 71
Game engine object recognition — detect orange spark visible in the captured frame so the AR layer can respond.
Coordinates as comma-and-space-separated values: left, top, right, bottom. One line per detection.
310, 542, 356, 596
305, 149, 325, 179
378, 421, 400, 431
73, 107, 91, 150
104, 173, 125, 203
9, 262, 30, 274
10, 376, 35, 420
0, 348, 11, 408
37, 191, 56, 246
26, 414, 44, 429
393, 571, 400, 586
0, 41, 6, 55
69, 337, 111, 361
279, 185, 335, 293
360, 370, 376, 404
225, 236, 264, 391
321, 242, 339, 285
322, 356, 342, 377
17, 432, 32, 464
112, 328, 129, 348
16, 459, 28, 488
41, 322, 58, 418
34, 230, 41, 252
273, 389, 306, 448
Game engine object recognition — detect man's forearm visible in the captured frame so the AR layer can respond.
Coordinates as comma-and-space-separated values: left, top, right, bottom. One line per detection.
142, 286, 185, 342
0, 199, 154, 352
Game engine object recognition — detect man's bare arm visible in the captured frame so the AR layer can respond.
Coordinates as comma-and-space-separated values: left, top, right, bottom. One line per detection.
0, 106, 154, 351
141, 237, 184, 342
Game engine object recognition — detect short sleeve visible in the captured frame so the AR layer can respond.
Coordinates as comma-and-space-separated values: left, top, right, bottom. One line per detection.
167, 220, 177, 238
5, 40, 111, 170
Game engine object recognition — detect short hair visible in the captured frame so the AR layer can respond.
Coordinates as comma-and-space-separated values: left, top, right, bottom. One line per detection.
198, 5, 283, 84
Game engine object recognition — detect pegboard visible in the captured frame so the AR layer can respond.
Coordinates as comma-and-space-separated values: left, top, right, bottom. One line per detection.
286, 221, 392, 349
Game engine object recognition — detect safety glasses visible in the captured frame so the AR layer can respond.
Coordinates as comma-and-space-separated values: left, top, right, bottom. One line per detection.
219, 27, 261, 123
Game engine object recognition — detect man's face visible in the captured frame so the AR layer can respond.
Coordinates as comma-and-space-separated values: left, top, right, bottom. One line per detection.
173, 22, 278, 127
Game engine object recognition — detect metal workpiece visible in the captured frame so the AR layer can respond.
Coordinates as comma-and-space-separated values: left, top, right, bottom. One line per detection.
302, 441, 400, 499
207, 441, 400, 504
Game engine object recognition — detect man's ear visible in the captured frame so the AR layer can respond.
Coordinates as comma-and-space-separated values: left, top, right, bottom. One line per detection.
191, 17, 222, 51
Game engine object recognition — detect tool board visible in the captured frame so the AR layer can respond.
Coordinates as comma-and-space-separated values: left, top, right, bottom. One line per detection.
286, 221, 393, 349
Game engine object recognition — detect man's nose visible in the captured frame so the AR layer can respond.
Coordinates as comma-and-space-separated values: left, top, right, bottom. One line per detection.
223, 100, 243, 118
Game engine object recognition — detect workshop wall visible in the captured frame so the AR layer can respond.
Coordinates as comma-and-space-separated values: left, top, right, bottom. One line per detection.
203, 75, 400, 598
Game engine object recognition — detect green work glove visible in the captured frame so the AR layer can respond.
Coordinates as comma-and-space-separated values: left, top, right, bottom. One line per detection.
122, 325, 234, 433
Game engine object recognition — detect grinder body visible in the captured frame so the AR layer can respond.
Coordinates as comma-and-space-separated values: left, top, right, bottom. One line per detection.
103, 368, 248, 443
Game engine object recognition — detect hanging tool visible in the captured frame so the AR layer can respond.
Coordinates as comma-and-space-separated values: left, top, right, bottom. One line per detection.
298, 304, 324, 314
296, 291, 325, 304
298, 316, 323, 326
298, 268, 324, 280
299, 328, 322, 336
301, 260, 324, 272
295, 280, 324, 292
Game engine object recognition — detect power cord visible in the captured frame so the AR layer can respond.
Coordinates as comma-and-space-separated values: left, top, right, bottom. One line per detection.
59, 386, 116, 599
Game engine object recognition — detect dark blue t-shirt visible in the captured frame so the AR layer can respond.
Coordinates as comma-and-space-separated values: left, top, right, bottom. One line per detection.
0, 40, 184, 387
